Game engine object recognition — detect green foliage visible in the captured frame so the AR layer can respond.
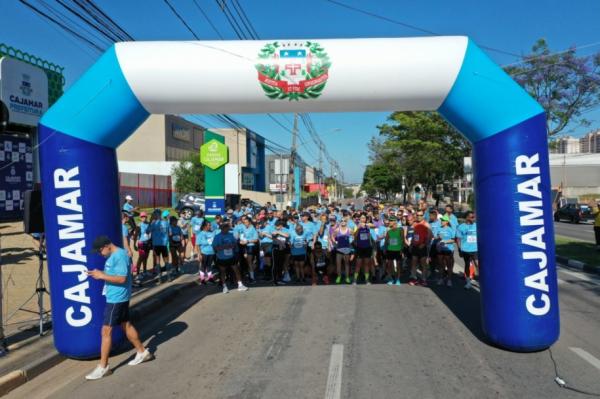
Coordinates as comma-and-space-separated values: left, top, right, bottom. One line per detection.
362, 112, 471, 198
172, 153, 205, 194
505, 39, 600, 137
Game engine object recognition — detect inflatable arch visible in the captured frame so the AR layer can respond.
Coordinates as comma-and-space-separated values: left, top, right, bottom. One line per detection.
39, 37, 559, 358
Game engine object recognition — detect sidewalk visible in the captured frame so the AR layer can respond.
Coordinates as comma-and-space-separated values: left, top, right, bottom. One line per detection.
0, 271, 206, 396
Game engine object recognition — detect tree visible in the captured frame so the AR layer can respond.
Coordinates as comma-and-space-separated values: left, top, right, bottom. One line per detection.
372, 111, 471, 199
171, 153, 205, 194
505, 39, 600, 137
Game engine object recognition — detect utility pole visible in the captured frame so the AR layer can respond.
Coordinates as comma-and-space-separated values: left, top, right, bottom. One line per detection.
318, 143, 323, 204
289, 113, 298, 209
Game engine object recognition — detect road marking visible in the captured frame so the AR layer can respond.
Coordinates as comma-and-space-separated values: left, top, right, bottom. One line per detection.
559, 268, 600, 286
325, 344, 344, 399
570, 347, 600, 372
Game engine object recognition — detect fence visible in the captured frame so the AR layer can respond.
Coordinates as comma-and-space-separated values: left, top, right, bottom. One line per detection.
119, 172, 173, 209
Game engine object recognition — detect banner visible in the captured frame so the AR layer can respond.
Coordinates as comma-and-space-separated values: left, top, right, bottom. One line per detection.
0, 133, 33, 220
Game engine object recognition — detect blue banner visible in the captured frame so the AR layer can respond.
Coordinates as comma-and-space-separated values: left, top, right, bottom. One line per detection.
205, 197, 225, 217
0, 134, 33, 220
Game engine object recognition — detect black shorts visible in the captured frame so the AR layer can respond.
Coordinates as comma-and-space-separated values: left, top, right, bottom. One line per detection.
356, 247, 373, 259
386, 250, 402, 261
261, 243, 273, 256
216, 257, 237, 268
410, 245, 428, 259
462, 251, 478, 264
153, 245, 168, 258
292, 254, 306, 262
103, 301, 130, 326
244, 245, 258, 256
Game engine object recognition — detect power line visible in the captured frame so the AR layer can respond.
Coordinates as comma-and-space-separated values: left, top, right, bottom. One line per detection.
19, 0, 104, 52
230, 0, 259, 39
54, 0, 121, 44
324, 0, 522, 58
163, 0, 200, 39
82, 0, 133, 40
215, 0, 247, 39
191, 0, 224, 39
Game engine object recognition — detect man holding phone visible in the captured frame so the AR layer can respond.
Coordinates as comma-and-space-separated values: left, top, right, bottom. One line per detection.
85, 236, 153, 380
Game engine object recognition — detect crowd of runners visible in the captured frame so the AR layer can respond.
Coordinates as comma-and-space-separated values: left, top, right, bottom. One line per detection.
120, 196, 480, 293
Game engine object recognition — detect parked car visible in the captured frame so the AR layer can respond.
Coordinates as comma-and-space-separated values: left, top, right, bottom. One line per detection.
176, 192, 205, 219
554, 203, 587, 223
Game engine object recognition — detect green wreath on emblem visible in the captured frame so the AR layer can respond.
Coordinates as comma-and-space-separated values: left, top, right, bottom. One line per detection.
255, 41, 332, 101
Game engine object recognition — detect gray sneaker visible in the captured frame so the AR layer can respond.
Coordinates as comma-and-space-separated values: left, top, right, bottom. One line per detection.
128, 349, 154, 366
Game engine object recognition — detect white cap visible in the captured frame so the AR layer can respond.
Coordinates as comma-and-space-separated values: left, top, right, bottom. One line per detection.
125, 195, 133, 201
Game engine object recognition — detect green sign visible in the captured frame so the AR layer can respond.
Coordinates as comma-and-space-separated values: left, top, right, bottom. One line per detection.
200, 139, 228, 170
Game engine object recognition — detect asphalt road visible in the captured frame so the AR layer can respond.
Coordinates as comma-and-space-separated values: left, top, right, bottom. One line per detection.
7, 262, 600, 399
554, 221, 595, 242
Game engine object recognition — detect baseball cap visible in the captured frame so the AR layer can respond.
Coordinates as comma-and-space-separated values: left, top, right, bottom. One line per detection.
140, 212, 147, 217
125, 195, 133, 201
440, 215, 450, 222
161, 210, 170, 218
91, 235, 111, 253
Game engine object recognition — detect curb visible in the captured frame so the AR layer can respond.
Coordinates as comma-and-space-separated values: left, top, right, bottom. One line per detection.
556, 255, 599, 275
0, 278, 199, 397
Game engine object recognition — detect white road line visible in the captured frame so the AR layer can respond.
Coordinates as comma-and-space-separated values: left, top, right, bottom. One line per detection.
559, 268, 600, 286
570, 347, 600, 372
325, 344, 344, 399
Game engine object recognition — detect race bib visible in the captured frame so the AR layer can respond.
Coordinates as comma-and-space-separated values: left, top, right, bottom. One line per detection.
413, 234, 420, 242
277, 236, 286, 242
207, 238, 213, 245
172, 235, 181, 242
193, 225, 200, 232
294, 240, 304, 248
360, 233, 369, 241
316, 261, 326, 267
467, 235, 477, 243
224, 248, 233, 257
390, 238, 399, 246
240, 234, 245, 241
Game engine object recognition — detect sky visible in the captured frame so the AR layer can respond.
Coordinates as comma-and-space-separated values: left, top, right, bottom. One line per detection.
1, 0, 600, 183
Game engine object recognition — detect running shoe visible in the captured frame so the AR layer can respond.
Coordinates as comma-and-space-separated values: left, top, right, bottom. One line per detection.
198, 271, 205, 282
446, 279, 452, 287
408, 279, 417, 286
128, 349, 154, 366
394, 280, 401, 286
345, 277, 351, 284
387, 279, 394, 286
276, 280, 287, 285
222, 285, 229, 294
464, 279, 472, 290
336, 276, 342, 284
238, 283, 249, 292
366, 281, 371, 286
352, 281, 357, 286
436, 279, 444, 286
85, 365, 112, 380
283, 272, 292, 283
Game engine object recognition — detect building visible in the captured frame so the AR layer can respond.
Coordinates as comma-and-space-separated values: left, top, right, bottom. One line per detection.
117, 114, 203, 162
557, 136, 580, 154
210, 128, 271, 203
580, 130, 600, 153
266, 153, 308, 193
549, 153, 600, 197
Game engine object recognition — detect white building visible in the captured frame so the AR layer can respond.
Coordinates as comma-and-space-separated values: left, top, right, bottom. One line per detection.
549, 153, 600, 197
557, 136, 580, 154
580, 130, 600, 153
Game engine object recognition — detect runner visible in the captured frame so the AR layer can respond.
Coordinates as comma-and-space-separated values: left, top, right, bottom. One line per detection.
409, 210, 432, 286
289, 224, 309, 283
197, 221, 216, 283
211, 222, 248, 294
443, 204, 459, 231
190, 210, 204, 260
121, 213, 133, 259
457, 211, 479, 290
384, 217, 405, 286
353, 215, 374, 285
85, 236, 153, 380
134, 212, 150, 282
373, 216, 388, 282
435, 215, 456, 287
168, 216, 183, 280
240, 217, 259, 283
310, 241, 330, 285
271, 220, 290, 285
331, 219, 352, 284
122, 195, 139, 247
150, 210, 170, 283
259, 219, 274, 281
178, 213, 191, 261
